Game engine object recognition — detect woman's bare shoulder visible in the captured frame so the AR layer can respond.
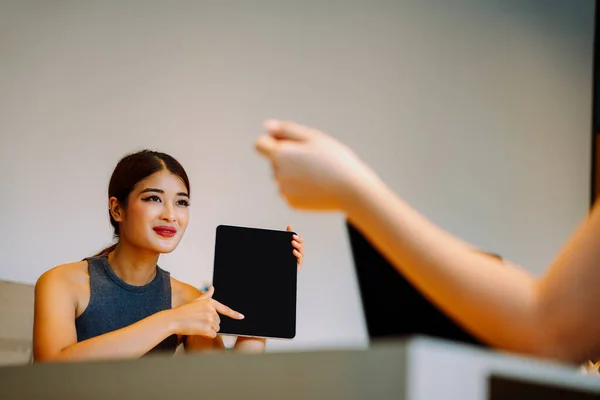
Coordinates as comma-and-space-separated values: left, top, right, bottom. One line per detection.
35, 260, 90, 291
170, 276, 203, 307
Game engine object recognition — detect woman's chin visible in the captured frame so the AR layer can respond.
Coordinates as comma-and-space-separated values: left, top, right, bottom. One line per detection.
150, 237, 182, 254
156, 245, 177, 254
145, 241, 178, 254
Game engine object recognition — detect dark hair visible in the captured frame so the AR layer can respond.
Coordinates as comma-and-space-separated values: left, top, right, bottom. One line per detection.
94, 150, 190, 256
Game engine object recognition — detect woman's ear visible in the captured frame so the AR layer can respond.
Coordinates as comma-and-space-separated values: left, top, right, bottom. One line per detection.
108, 197, 124, 222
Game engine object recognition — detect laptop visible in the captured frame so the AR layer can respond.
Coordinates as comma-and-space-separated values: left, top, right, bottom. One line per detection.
346, 220, 489, 347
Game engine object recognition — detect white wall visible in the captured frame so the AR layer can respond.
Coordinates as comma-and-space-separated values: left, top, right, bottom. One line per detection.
0, 0, 594, 352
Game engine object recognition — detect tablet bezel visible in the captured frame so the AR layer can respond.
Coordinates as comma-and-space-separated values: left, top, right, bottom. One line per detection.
211, 224, 298, 340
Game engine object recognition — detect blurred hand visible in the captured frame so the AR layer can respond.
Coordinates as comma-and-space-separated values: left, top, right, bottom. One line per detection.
255, 120, 378, 211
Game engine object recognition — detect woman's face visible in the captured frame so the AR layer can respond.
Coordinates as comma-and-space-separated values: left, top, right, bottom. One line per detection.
114, 170, 190, 254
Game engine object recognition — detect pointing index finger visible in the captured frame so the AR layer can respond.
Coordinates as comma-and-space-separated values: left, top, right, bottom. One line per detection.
213, 300, 245, 320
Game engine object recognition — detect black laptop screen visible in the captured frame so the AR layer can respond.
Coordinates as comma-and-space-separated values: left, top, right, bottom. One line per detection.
346, 220, 487, 347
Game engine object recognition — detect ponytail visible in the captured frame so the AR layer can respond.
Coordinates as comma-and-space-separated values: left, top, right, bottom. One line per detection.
94, 242, 118, 257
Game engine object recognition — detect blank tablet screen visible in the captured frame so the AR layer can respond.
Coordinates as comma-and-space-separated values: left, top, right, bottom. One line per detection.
211, 225, 297, 339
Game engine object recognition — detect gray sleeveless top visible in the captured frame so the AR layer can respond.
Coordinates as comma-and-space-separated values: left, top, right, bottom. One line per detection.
75, 254, 179, 355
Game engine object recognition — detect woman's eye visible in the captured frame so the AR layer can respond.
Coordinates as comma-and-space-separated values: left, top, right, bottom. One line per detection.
142, 195, 161, 203
177, 200, 190, 207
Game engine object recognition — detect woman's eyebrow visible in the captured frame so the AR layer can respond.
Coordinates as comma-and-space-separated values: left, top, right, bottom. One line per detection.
139, 187, 189, 198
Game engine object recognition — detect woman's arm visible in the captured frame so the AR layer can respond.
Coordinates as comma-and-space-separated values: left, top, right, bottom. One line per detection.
233, 336, 266, 352
256, 119, 600, 364
34, 266, 241, 362
345, 177, 600, 363
33, 267, 176, 362
184, 333, 266, 353
344, 177, 547, 355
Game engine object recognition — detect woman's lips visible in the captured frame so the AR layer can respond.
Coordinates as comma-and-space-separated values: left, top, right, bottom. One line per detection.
153, 226, 177, 238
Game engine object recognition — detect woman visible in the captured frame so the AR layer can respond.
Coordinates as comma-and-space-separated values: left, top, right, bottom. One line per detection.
33, 150, 305, 363
256, 119, 600, 365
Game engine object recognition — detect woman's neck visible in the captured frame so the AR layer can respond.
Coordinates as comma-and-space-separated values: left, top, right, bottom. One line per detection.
107, 241, 160, 286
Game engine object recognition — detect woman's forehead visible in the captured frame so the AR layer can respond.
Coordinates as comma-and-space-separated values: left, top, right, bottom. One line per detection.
134, 171, 189, 194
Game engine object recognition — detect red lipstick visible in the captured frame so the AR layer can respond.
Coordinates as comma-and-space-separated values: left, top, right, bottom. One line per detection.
153, 226, 177, 238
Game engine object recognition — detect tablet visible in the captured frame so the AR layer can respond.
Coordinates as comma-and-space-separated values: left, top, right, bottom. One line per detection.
211, 224, 297, 339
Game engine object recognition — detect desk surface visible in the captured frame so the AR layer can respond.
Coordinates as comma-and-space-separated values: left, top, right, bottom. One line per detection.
1, 336, 599, 400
